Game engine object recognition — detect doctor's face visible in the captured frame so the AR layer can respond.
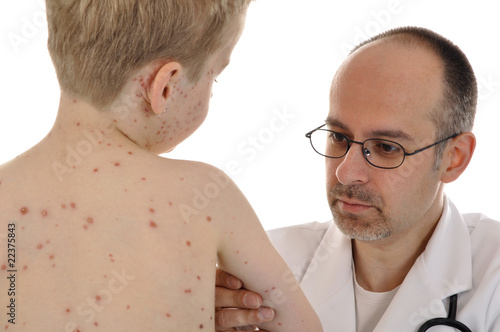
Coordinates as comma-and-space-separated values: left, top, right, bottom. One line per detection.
326, 40, 448, 243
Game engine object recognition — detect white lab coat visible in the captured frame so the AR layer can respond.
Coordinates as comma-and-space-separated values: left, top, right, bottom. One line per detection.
268, 197, 500, 331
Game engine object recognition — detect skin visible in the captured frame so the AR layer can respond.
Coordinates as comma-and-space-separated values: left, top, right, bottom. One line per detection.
0, 8, 324, 331
214, 38, 476, 328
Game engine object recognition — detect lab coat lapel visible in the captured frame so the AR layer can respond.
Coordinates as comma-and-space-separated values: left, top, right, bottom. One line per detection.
299, 221, 357, 332
374, 198, 473, 332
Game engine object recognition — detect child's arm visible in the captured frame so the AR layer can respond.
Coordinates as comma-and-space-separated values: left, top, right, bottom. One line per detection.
204, 167, 323, 331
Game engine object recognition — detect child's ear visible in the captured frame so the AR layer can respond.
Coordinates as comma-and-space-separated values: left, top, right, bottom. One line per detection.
149, 61, 183, 115
441, 132, 476, 183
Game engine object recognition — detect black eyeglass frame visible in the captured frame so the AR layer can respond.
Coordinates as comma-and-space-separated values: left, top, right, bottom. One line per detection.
305, 124, 460, 169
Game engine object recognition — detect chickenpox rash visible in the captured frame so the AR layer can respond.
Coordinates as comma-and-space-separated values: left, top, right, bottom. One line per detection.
70, 202, 77, 209
206, 216, 212, 222
20, 207, 29, 215
184, 289, 192, 294
149, 208, 155, 214
186, 241, 192, 247
41, 210, 48, 217
87, 217, 94, 224
114, 162, 121, 167
37, 244, 43, 250
149, 221, 158, 228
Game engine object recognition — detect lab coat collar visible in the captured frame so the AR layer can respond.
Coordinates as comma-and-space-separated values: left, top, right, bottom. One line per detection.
300, 196, 472, 331
299, 218, 357, 331
375, 196, 473, 331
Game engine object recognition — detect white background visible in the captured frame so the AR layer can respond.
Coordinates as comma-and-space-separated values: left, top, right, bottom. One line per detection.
1, 0, 499, 230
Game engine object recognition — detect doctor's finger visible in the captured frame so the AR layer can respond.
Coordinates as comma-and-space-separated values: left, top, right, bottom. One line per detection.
216, 268, 243, 289
215, 286, 263, 309
215, 307, 275, 330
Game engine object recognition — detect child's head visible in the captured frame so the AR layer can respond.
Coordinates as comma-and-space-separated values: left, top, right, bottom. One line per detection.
46, 0, 251, 110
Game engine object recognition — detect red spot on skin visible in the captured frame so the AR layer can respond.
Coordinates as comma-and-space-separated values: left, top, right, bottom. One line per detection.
96, 295, 101, 301
169, 201, 173, 206
199, 324, 204, 329
87, 217, 94, 224
61, 204, 67, 209
149, 208, 155, 214
1, 265, 6, 271
186, 241, 191, 247
94, 322, 98, 327
93, 168, 99, 173
184, 289, 192, 293
180, 177, 184, 181
142, 177, 147, 181
166, 313, 171, 317
236, 250, 239, 254
70, 202, 76, 209
128, 151, 133, 155
278, 322, 282, 326
206, 216, 212, 222
41, 210, 48, 217
50, 255, 54, 260
37, 244, 43, 250
150, 221, 158, 228
126, 305, 131, 310
114, 162, 121, 167
20, 207, 29, 215
83, 225, 88, 230
66, 308, 70, 313
244, 261, 248, 265
197, 275, 201, 280
73, 99, 77, 103
23, 265, 28, 270
76, 122, 80, 127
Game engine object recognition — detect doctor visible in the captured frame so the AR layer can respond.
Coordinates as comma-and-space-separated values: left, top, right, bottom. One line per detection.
214, 27, 500, 331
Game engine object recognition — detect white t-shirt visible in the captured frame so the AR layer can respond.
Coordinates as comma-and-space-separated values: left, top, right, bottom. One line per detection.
353, 265, 399, 332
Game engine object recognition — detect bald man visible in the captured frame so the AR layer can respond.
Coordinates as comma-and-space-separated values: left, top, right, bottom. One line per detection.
214, 27, 500, 332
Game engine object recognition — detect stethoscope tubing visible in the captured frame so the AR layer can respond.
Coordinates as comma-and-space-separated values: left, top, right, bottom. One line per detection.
416, 294, 472, 332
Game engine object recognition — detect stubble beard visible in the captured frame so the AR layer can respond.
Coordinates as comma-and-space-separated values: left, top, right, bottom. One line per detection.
329, 184, 392, 241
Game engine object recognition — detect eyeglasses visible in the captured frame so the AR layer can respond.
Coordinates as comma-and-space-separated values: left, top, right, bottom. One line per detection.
305, 124, 459, 169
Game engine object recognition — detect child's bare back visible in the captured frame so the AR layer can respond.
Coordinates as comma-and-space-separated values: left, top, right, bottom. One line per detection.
0, 1, 322, 331
0, 143, 226, 331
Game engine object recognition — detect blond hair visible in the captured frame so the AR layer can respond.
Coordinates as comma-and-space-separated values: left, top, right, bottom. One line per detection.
46, 0, 251, 109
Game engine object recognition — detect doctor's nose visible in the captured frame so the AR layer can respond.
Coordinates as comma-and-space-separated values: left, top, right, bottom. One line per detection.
334, 143, 370, 186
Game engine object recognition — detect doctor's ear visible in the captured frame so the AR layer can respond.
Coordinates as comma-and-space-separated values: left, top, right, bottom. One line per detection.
440, 132, 476, 184
148, 61, 183, 115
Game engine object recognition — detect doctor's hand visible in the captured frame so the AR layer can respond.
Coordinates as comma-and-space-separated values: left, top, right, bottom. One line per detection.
215, 268, 275, 331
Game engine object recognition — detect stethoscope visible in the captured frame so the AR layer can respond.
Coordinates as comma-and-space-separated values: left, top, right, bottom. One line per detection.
417, 294, 472, 332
